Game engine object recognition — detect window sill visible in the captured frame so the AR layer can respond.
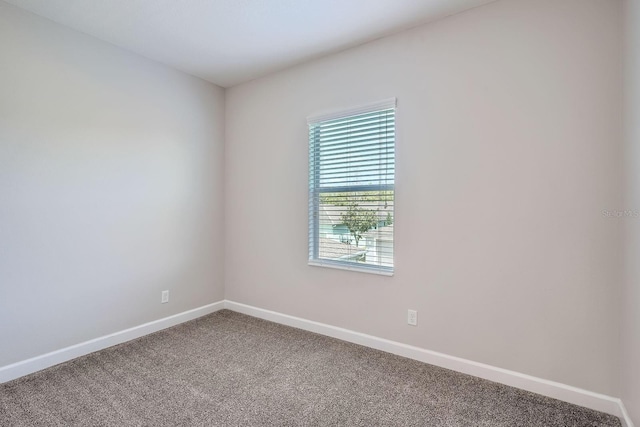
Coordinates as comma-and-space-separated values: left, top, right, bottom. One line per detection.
308, 259, 394, 276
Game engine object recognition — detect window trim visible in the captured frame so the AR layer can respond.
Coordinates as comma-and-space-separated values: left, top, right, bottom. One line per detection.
307, 98, 396, 276
308, 259, 394, 276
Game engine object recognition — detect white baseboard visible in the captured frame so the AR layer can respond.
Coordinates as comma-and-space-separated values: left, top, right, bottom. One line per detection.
619, 401, 635, 427
0, 301, 225, 384
224, 300, 633, 426
0, 299, 633, 427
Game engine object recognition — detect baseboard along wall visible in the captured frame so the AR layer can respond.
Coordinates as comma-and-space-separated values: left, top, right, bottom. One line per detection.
223, 301, 633, 427
0, 301, 225, 384
0, 299, 633, 427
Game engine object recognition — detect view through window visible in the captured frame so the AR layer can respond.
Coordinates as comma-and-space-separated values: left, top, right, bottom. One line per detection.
308, 100, 395, 274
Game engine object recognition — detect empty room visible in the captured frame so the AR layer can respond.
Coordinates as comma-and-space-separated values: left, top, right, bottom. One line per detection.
1, 0, 639, 425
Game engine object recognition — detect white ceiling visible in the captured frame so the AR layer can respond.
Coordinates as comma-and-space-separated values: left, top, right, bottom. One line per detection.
5, 0, 497, 87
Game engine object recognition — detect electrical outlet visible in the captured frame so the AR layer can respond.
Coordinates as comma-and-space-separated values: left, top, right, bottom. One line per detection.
407, 309, 417, 326
161, 290, 169, 304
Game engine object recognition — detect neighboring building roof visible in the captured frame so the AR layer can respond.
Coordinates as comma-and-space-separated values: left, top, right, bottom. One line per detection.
318, 237, 367, 260
362, 224, 394, 240
319, 205, 348, 226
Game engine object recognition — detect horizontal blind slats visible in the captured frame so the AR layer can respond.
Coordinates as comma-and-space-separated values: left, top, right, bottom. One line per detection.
316, 125, 395, 141
315, 121, 395, 138
312, 113, 395, 131
314, 139, 394, 154
309, 104, 395, 273
313, 165, 395, 177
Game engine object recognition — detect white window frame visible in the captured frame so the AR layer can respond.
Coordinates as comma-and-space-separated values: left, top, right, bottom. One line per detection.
307, 98, 396, 276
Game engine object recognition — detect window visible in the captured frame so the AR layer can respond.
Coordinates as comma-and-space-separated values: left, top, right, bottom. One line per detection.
308, 98, 396, 275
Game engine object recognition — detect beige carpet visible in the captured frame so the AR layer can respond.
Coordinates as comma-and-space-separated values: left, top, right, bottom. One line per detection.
0, 310, 621, 426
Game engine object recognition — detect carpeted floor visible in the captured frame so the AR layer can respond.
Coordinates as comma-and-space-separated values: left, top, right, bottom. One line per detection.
0, 310, 621, 426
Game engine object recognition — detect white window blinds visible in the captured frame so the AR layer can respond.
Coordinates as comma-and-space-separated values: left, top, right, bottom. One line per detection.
308, 99, 396, 275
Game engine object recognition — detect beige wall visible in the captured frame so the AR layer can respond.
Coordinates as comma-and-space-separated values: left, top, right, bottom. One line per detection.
1, 0, 632, 412
225, 0, 623, 396
623, 0, 640, 423
0, 2, 225, 366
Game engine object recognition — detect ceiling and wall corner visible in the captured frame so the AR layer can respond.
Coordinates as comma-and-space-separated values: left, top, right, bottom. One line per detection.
1, 0, 498, 87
